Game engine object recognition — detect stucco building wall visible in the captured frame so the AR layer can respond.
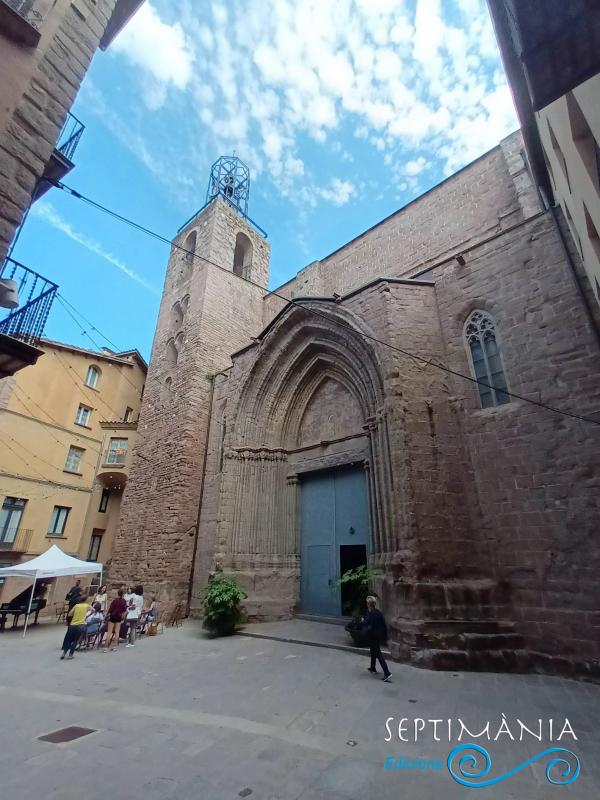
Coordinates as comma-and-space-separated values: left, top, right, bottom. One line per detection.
535, 74, 600, 303
0, 340, 145, 607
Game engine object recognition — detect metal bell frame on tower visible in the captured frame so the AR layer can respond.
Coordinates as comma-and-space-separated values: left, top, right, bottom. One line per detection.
206, 155, 250, 217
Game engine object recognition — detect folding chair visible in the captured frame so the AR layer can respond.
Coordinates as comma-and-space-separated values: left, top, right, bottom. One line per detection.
166, 602, 184, 627
54, 602, 69, 624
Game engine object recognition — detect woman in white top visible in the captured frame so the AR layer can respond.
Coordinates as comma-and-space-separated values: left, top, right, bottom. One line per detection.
125, 585, 143, 647
94, 585, 108, 612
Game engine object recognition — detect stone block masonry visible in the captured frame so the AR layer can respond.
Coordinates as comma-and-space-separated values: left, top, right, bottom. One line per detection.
110, 198, 271, 605
115, 131, 600, 678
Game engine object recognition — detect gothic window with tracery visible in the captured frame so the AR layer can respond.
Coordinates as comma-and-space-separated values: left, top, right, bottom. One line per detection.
464, 310, 509, 409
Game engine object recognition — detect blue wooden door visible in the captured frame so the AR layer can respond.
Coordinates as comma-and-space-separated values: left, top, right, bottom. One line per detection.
300, 467, 369, 616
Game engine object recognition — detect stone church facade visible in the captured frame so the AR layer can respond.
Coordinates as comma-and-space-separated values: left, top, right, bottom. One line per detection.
111, 132, 600, 677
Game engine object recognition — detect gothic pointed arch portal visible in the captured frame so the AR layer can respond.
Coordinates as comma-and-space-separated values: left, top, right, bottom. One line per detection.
215, 301, 397, 617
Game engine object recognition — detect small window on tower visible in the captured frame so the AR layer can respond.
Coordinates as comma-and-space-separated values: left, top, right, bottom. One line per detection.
233, 232, 253, 278
183, 230, 197, 264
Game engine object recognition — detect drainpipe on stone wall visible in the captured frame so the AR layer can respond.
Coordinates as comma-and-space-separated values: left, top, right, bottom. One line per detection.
186, 373, 217, 615
548, 204, 600, 349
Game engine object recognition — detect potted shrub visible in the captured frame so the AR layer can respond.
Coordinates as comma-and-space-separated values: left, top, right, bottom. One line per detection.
202, 573, 247, 637
337, 565, 382, 647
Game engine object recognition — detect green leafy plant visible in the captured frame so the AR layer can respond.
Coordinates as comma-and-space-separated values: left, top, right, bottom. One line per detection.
336, 565, 383, 645
336, 565, 383, 619
202, 574, 247, 636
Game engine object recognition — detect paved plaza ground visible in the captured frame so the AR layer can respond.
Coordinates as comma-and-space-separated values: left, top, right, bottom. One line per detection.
0, 619, 599, 800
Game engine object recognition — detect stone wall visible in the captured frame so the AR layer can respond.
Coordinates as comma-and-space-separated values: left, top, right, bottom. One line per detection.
120, 125, 599, 676
111, 198, 270, 605
192, 202, 600, 675
262, 131, 542, 323
0, 0, 119, 258
432, 211, 600, 673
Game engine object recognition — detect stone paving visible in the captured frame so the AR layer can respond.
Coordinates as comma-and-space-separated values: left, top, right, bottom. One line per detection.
0, 620, 599, 800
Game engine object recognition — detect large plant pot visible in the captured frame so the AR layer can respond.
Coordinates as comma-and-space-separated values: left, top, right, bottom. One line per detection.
345, 621, 370, 648
203, 621, 237, 638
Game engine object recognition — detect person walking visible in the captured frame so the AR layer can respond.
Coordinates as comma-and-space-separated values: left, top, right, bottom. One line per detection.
125, 585, 143, 647
60, 594, 91, 659
364, 596, 392, 682
94, 584, 108, 612
104, 589, 127, 652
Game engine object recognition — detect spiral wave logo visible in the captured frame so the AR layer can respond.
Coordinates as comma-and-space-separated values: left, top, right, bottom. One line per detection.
447, 743, 580, 787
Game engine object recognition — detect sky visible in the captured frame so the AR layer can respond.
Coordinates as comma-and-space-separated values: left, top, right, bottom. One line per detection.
10, 0, 518, 361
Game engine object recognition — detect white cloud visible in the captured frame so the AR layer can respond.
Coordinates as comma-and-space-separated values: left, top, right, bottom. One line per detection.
33, 202, 159, 294
108, 0, 516, 207
112, 2, 194, 109
404, 156, 429, 176
316, 178, 356, 206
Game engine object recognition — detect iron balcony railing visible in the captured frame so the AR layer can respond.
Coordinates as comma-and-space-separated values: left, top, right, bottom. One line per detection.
2, 0, 44, 30
56, 112, 85, 162
0, 528, 33, 552
0, 258, 57, 346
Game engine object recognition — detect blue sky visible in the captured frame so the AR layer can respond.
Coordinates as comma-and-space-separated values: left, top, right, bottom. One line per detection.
10, 0, 517, 361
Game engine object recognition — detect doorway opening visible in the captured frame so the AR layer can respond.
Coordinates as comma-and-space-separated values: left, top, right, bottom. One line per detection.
300, 465, 370, 617
339, 544, 367, 616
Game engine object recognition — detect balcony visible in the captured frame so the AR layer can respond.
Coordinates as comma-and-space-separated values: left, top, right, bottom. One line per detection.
0, 258, 57, 377
96, 466, 128, 490
34, 112, 85, 201
0, 0, 45, 47
0, 528, 33, 554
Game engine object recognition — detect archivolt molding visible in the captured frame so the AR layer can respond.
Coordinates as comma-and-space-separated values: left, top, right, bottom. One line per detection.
231, 303, 385, 448
217, 302, 397, 559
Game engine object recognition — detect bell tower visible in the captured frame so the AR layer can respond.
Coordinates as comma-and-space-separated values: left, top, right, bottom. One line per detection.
110, 157, 270, 604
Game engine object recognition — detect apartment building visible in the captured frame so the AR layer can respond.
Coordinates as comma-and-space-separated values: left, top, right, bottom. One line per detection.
488, 0, 600, 305
0, 338, 146, 604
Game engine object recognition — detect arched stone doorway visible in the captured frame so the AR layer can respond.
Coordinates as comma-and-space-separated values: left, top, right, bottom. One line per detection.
205, 301, 393, 619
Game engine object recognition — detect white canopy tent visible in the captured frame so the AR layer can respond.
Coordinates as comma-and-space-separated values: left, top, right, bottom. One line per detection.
0, 545, 102, 636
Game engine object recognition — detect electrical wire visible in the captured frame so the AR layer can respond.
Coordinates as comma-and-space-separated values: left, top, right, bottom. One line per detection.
56, 290, 226, 432
11, 384, 101, 474
0, 432, 92, 493
57, 293, 122, 352
48, 179, 600, 427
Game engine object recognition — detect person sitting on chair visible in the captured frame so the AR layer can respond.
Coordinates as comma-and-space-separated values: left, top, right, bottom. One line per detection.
139, 597, 158, 634
85, 602, 104, 634
82, 602, 104, 648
